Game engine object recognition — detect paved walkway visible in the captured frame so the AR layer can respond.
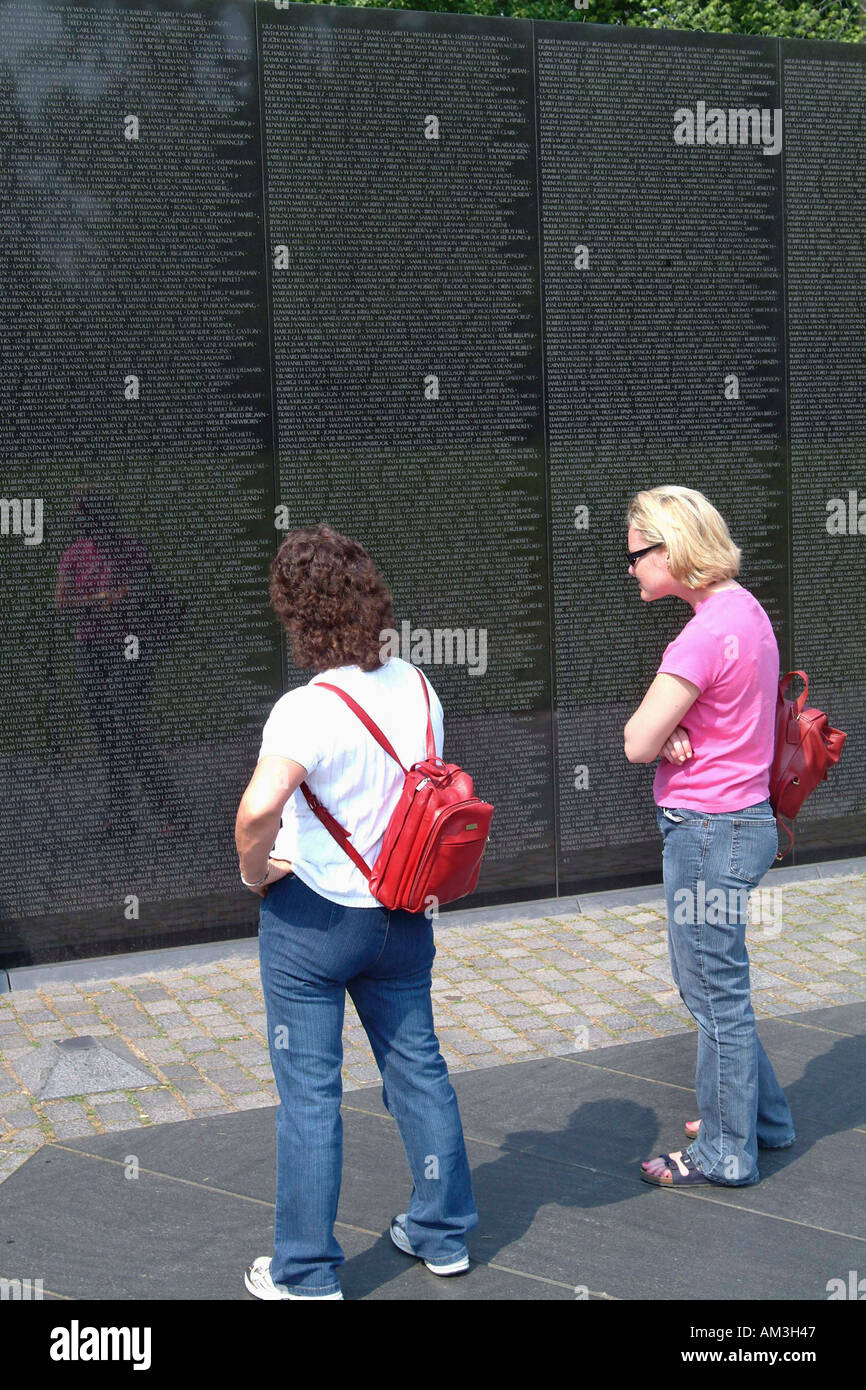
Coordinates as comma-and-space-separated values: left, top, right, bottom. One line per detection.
2, 863, 864, 1186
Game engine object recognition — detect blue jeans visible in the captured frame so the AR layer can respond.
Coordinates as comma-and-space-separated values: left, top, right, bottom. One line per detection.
257, 872, 478, 1296
658, 798, 795, 1185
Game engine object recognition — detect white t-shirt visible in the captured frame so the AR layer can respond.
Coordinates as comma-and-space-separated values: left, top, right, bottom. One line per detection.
258, 657, 445, 907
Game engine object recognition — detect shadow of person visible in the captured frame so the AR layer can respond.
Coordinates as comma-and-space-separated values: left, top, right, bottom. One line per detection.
340, 1098, 659, 1299
340, 1028, 866, 1297
733, 1029, 866, 1184
465, 1097, 662, 1272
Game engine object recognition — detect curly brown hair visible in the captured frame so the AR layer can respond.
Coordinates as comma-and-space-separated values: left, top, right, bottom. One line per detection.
269, 524, 394, 672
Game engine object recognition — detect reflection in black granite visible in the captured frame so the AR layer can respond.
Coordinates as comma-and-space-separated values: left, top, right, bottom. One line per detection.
56, 486, 183, 837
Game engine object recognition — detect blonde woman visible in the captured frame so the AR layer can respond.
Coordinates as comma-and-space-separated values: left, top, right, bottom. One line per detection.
623, 486, 794, 1187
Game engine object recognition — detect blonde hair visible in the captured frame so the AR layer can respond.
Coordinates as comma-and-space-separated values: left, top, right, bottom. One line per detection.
625, 486, 741, 589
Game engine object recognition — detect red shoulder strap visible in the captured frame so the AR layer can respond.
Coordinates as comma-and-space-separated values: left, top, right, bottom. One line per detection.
775, 817, 794, 862
779, 670, 809, 718
299, 782, 372, 879
416, 667, 436, 760
298, 666, 436, 877
315, 666, 435, 765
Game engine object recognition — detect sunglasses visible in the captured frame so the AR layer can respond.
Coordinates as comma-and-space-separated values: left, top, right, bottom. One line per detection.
626, 542, 663, 567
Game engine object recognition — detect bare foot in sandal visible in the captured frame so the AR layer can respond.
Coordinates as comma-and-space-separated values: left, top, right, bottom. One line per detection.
642, 1154, 675, 1181
641, 1149, 710, 1186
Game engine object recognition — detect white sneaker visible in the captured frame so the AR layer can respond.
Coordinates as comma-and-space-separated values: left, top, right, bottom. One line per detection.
244, 1256, 343, 1300
389, 1215, 470, 1275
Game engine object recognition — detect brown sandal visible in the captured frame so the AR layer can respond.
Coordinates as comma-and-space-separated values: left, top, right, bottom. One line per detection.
640, 1149, 711, 1187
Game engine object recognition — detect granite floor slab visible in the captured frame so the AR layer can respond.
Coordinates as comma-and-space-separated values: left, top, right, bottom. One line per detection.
1, 1004, 861, 1300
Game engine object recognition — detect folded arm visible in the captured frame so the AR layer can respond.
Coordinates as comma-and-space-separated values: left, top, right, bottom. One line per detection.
623, 673, 701, 764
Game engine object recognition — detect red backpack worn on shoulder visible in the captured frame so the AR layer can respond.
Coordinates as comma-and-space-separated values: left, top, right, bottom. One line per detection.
299, 667, 494, 913
769, 670, 847, 860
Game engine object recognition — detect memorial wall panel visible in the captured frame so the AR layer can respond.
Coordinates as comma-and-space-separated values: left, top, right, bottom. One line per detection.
781, 38, 866, 860
258, 3, 556, 900
535, 23, 791, 891
0, 0, 277, 964
0, 0, 861, 967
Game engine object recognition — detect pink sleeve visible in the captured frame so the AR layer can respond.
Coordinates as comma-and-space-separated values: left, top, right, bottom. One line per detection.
657, 622, 722, 694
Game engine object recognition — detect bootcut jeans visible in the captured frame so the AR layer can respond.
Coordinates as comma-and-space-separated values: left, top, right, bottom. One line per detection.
257, 870, 478, 1296
657, 797, 795, 1185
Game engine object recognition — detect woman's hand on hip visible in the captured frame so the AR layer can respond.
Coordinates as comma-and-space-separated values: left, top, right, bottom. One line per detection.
246, 858, 293, 898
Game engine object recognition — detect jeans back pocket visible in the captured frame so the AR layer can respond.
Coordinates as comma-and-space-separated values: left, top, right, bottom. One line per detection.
730, 816, 779, 884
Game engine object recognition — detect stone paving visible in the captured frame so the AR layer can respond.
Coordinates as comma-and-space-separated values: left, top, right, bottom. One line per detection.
1, 868, 864, 1185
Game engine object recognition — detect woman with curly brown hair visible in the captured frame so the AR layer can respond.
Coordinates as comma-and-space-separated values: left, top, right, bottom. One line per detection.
235, 524, 477, 1300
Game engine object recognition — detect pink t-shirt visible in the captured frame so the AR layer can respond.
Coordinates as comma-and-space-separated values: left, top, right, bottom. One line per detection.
653, 584, 779, 812
57, 536, 150, 642
57, 539, 114, 642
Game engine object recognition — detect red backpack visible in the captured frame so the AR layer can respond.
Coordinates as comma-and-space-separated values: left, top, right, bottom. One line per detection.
299, 668, 494, 913
769, 670, 847, 860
